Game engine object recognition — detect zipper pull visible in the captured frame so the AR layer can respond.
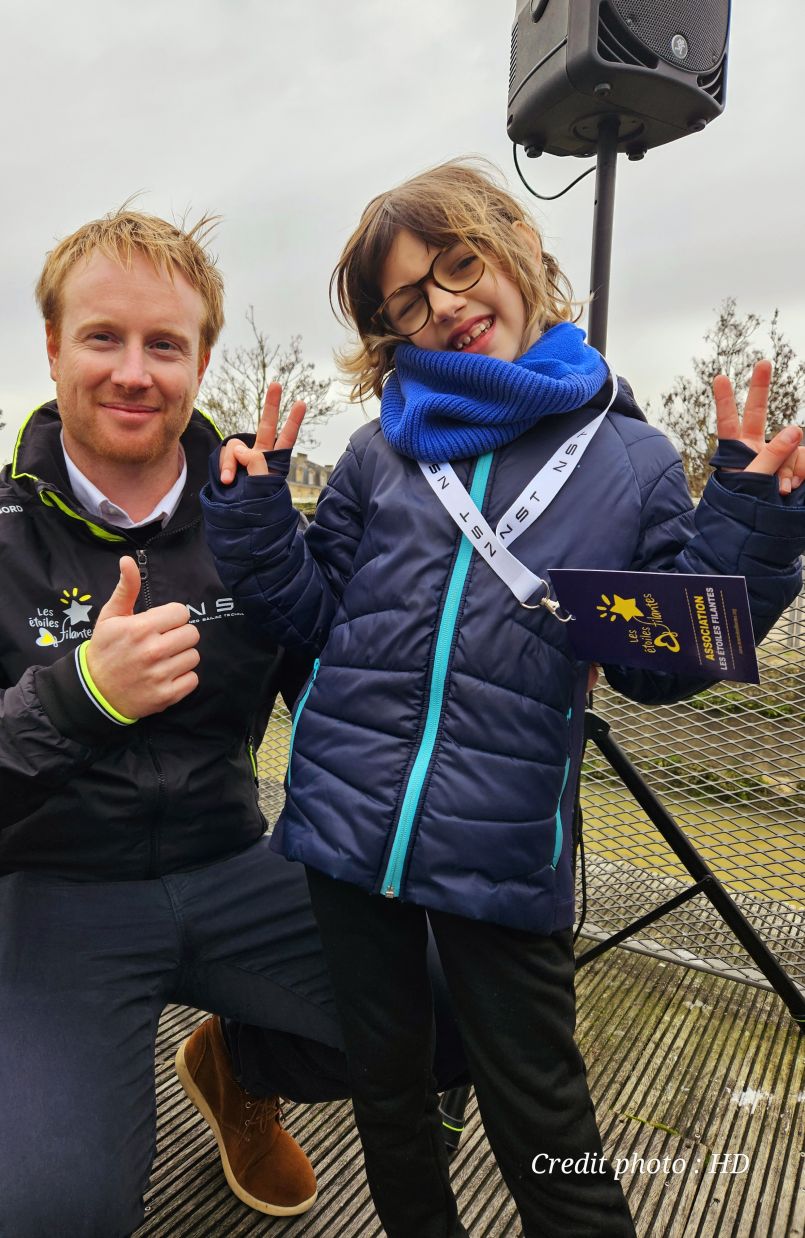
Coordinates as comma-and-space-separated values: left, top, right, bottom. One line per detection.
134, 548, 153, 609
384, 885, 396, 899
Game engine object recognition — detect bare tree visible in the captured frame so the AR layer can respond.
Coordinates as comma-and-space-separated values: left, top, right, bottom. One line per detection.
200, 307, 340, 449
655, 299, 805, 496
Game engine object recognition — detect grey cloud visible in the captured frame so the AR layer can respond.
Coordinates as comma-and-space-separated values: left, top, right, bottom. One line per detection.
2, 1, 803, 462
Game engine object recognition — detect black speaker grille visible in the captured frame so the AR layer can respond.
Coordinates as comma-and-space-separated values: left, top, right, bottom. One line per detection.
697, 62, 726, 105
509, 23, 518, 94
598, 3, 657, 68
607, 0, 729, 74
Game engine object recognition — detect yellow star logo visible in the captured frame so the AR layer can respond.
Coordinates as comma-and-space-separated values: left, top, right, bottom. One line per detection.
59, 586, 93, 627
60, 586, 91, 606
596, 594, 645, 623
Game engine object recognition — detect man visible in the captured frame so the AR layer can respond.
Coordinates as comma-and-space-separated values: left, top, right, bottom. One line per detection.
0, 210, 465, 1237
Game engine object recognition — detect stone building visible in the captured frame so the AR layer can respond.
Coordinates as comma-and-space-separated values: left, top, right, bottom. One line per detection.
288, 452, 333, 505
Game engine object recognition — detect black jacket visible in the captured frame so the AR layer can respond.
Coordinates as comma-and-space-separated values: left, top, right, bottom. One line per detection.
0, 402, 290, 880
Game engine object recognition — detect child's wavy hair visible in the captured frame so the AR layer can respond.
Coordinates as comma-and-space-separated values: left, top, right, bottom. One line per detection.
331, 159, 581, 402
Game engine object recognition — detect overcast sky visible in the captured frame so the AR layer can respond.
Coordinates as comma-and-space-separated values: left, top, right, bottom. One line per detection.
1, 1, 803, 467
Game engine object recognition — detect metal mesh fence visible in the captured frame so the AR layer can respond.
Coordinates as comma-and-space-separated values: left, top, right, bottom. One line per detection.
256, 705, 292, 827
257, 582, 804, 995
578, 582, 804, 995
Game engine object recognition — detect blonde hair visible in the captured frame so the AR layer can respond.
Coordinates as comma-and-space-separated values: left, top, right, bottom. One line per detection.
331, 159, 580, 402
35, 207, 225, 354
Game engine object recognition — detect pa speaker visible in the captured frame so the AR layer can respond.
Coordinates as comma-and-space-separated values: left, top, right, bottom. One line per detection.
507, 0, 730, 158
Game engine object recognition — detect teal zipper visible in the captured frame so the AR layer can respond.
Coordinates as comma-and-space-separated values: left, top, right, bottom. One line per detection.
287, 658, 320, 788
382, 453, 494, 898
552, 707, 573, 869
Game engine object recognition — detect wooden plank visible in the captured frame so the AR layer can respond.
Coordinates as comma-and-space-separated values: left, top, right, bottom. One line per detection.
137, 948, 804, 1237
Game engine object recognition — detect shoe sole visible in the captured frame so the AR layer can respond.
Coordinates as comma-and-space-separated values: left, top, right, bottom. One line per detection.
175, 1038, 318, 1217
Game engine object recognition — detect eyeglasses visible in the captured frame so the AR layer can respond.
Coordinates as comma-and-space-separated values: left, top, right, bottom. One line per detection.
374, 242, 485, 338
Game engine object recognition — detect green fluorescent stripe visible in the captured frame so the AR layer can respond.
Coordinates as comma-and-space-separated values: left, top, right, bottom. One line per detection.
194, 405, 224, 440
40, 491, 126, 542
13, 408, 121, 542
247, 741, 258, 778
77, 642, 138, 725
552, 707, 573, 869
382, 453, 494, 897
442, 1121, 464, 1133
10, 407, 40, 479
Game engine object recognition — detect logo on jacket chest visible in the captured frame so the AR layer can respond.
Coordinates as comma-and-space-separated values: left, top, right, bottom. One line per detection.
28, 585, 94, 648
186, 597, 243, 624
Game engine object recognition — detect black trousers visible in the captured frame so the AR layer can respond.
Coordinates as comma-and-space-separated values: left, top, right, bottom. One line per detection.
0, 841, 348, 1238
0, 839, 468, 1238
306, 868, 636, 1238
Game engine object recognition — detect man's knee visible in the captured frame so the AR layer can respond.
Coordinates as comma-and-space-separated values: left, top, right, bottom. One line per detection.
226, 1020, 350, 1102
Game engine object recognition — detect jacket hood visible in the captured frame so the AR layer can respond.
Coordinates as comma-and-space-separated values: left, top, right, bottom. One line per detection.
590, 374, 647, 422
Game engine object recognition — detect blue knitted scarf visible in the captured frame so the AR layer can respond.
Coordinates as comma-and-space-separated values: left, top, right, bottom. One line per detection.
379, 321, 608, 463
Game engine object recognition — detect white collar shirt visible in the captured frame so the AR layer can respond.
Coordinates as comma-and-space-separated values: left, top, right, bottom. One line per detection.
61, 433, 187, 530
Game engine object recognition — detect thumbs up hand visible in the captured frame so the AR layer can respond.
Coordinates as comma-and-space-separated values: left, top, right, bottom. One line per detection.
85, 556, 201, 719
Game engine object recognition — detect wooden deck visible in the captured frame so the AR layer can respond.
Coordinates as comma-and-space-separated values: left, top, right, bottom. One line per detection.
136, 946, 804, 1238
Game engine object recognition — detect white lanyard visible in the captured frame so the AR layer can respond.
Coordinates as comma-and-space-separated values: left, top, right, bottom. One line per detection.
418, 373, 618, 615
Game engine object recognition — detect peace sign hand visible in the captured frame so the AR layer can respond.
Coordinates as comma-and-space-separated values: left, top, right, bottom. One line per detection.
713, 359, 804, 495
219, 383, 307, 484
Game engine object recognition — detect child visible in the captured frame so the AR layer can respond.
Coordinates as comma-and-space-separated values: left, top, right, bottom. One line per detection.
201, 161, 805, 1238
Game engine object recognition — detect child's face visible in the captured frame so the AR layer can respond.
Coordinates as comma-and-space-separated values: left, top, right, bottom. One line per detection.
378, 227, 541, 362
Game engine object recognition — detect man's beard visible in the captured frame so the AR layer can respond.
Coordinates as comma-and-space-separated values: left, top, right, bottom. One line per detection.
66, 395, 195, 469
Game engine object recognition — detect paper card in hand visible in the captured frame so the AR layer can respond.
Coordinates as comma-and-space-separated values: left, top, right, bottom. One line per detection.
548, 569, 760, 684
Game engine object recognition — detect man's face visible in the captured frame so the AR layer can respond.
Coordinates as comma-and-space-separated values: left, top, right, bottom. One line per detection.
46, 250, 210, 474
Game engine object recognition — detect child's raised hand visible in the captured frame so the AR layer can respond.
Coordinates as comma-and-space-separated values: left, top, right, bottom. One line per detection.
219, 383, 307, 484
713, 360, 804, 494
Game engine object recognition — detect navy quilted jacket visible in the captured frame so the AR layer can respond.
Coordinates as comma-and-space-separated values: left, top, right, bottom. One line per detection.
201, 380, 804, 934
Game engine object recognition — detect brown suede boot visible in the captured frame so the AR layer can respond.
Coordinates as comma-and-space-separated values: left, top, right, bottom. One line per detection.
175, 1016, 318, 1216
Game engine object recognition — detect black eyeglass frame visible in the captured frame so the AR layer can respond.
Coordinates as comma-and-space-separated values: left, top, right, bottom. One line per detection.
373, 242, 486, 339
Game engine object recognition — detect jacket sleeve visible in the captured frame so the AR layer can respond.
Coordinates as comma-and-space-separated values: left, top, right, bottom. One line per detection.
201, 439, 366, 650
602, 436, 805, 705
1, 649, 134, 829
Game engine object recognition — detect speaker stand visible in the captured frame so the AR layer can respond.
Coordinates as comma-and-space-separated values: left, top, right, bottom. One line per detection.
577, 710, 805, 1028
586, 115, 620, 353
